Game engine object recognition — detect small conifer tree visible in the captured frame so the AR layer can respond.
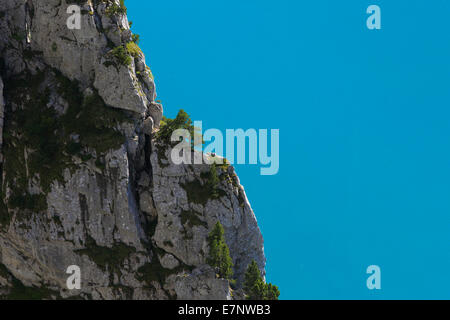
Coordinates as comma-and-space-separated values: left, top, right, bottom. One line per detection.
207, 221, 233, 279
208, 163, 220, 198
244, 260, 280, 300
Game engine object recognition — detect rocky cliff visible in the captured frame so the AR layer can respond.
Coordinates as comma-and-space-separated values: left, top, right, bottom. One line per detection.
0, 0, 265, 300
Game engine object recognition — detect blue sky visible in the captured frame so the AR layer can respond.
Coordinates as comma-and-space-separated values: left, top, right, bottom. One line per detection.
127, 0, 450, 299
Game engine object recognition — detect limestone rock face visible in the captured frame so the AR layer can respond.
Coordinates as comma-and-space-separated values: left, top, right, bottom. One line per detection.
0, 75, 4, 161
160, 253, 180, 270
93, 59, 148, 114
0, 0, 266, 300
150, 145, 265, 285
1, 0, 155, 115
167, 265, 232, 300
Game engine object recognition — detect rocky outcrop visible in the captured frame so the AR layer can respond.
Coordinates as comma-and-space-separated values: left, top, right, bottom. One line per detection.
150, 145, 265, 285
0, 0, 265, 300
0, 0, 159, 116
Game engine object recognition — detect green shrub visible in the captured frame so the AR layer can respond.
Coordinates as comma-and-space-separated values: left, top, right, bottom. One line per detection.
157, 110, 192, 143
126, 41, 142, 58
156, 109, 202, 147
110, 45, 132, 66
106, 0, 127, 16
265, 283, 281, 300
131, 34, 140, 44
109, 42, 144, 67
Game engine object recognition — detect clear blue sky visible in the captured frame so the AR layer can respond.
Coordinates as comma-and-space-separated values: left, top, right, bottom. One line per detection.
127, 0, 450, 299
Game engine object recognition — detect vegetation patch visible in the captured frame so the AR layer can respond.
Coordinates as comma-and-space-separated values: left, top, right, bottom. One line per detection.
106, 0, 127, 17
131, 34, 140, 44
181, 179, 211, 206
154, 109, 202, 168
181, 165, 226, 206
180, 210, 207, 229
137, 246, 192, 293
158, 111, 227, 204
106, 40, 144, 68
126, 41, 142, 58
243, 260, 280, 300
109, 45, 132, 67
11, 31, 26, 42
179, 209, 207, 240
156, 109, 199, 146
75, 235, 136, 276
205, 222, 280, 298
207, 222, 233, 280
0, 198, 11, 229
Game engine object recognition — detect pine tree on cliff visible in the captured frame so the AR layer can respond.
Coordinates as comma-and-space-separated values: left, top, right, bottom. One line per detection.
207, 221, 234, 280
244, 260, 280, 300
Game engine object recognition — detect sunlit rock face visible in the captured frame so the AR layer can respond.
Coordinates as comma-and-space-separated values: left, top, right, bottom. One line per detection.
0, 0, 265, 300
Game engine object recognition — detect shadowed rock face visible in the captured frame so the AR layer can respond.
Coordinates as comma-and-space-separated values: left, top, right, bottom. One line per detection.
0, 75, 4, 161
0, 0, 265, 300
